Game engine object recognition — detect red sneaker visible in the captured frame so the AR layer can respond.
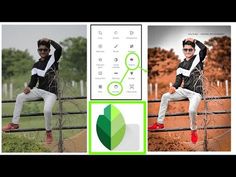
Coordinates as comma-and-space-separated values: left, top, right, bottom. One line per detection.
2, 123, 19, 132
191, 130, 198, 144
148, 122, 164, 130
45, 131, 53, 144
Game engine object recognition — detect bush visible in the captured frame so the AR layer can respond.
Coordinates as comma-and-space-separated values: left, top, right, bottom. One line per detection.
2, 133, 50, 152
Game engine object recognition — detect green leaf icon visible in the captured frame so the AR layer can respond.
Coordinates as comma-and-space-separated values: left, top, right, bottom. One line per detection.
96, 104, 126, 150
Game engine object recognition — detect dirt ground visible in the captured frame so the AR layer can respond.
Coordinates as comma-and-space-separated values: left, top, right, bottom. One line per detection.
45, 130, 87, 153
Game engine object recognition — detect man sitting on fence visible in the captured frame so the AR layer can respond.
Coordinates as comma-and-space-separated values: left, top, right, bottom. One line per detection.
148, 38, 207, 144
2, 38, 62, 144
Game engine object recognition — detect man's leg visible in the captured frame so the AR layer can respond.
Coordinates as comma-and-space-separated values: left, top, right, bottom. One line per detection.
188, 91, 202, 130
157, 88, 187, 124
42, 91, 57, 144
12, 88, 41, 124
3, 88, 41, 131
148, 88, 187, 130
185, 89, 202, 144
43, 92, 57, 131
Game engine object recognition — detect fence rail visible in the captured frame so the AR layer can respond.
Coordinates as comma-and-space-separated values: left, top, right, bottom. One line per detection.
2, 96, 87, 133
3, 126, 87, 133
2, 96, 87, 103
148, 96, 231, 133
148, 96, 231, 103
2, 111, 87, 118
148, 125, 231, 132
148, 110, 231, 118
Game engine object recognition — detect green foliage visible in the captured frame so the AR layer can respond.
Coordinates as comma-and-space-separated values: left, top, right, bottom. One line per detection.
60, 37, 87, 81
2, 36, 87, 84
2, 133, 50, 152
2, 48, 34, 79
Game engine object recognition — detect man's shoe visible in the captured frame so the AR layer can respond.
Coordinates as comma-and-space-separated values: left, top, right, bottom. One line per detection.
45, 131, 53, 144
2, 123, 19, 132
191, 130, 198, 144
148, 122, 164, 130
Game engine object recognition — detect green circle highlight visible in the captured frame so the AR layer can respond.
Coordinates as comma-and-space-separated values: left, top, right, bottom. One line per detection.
125, 52, 140, 70
107, 81, 123, 96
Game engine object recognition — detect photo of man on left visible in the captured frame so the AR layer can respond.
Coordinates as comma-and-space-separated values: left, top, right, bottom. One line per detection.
2, 25, 87, 153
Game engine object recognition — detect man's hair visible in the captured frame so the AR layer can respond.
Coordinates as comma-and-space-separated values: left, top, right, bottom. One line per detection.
182, 40, 195, 48
37, 40, 50, 49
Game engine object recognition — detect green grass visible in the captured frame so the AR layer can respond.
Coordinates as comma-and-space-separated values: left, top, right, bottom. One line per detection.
2, 133, 50, 152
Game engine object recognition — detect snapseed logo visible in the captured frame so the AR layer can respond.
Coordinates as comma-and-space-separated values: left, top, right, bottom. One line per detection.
96, 104, 126, 150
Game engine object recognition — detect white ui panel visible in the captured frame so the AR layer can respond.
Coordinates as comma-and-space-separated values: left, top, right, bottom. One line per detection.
91, 24, 142, 100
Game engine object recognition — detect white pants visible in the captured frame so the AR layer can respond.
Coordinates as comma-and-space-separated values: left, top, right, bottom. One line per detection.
12, 88, 57, 131
157, 87, 202, 130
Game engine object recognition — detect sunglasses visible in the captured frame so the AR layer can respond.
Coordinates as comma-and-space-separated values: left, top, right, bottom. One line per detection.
183, 48, 194, 52
38, 48, 49, 52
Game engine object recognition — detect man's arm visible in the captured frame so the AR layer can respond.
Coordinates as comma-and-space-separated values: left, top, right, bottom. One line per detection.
50, 40, 62, 61
195, 40, 207, 61
169, 68, 183, 94
172, 63, 183, 89
24, 63, 38, 94
25, 72, 38, 94
28, 75, 38, 89
172, 74, 183, 88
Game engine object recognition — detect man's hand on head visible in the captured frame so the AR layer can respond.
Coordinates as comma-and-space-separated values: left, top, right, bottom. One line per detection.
169, 86, 176, 94
185, 38, 196, 43
23, 87, 31, 94
40, 38, 50, 43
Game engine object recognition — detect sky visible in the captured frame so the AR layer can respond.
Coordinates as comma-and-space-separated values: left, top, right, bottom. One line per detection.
2, 25, 87, 60
148, 26, 230, 60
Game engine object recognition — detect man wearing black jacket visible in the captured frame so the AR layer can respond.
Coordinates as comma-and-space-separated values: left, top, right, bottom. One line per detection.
2, 38, 62, 144
148, 38, 207, 144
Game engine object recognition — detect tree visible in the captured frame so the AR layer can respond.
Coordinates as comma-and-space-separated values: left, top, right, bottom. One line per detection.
2, 48, 34, 80
204, 36, 231, 81
60, 37, 87, 82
